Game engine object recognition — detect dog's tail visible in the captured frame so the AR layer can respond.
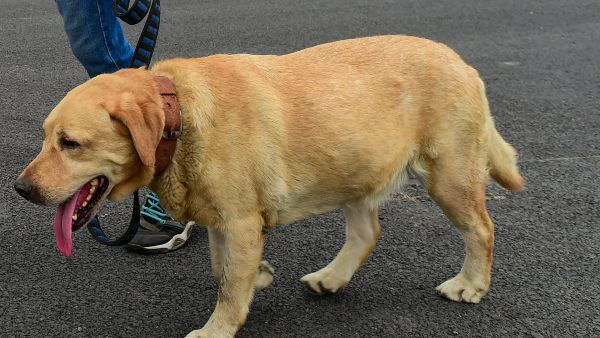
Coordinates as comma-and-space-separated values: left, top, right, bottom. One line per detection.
476, 77, 524, 192
487, 126, 525, 191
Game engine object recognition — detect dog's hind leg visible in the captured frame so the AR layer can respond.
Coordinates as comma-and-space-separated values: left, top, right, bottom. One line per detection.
424, 152, 494, 304
301, 203, 381, 295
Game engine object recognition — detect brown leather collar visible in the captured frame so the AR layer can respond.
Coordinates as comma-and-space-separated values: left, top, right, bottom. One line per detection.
153, 76, 182, 177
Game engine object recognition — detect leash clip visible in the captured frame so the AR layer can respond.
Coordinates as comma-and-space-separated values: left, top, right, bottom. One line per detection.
162, 106, 183, 140
162, 129, 180, 140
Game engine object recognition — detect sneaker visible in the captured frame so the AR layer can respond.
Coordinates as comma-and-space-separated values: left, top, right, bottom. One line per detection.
126, 192, 195, 254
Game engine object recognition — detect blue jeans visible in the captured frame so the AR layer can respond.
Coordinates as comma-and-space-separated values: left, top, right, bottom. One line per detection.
56, 0, 133, 77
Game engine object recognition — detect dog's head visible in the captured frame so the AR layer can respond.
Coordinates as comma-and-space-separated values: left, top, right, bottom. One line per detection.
14, 68, 164, 254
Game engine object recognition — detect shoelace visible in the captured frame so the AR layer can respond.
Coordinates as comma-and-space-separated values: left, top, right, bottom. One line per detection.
140, 192, 172, 224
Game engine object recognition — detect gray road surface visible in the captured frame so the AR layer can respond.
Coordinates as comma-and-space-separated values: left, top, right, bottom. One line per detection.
1, 0, 599, 337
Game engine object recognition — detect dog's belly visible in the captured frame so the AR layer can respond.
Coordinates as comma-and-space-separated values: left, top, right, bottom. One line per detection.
274, 196, 355, 225
271, 144, 421, 226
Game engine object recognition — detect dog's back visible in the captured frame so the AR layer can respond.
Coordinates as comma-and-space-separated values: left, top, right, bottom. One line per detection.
153, 35, 522, 224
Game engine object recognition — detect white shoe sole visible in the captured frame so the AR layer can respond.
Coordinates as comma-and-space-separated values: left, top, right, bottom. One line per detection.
128, 221, 195, 253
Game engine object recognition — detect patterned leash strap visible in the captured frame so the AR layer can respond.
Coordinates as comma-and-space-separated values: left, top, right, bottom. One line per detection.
113, 0, 161, 68
87, 0, 161, 246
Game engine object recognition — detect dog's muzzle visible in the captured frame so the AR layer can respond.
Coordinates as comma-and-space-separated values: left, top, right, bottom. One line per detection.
14, 176, 44, 204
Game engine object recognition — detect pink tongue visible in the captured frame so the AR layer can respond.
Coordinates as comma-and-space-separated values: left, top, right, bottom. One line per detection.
52, 188, 83, 256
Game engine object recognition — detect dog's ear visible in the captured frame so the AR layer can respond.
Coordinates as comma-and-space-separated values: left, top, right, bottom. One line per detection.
108, 93, 164, 167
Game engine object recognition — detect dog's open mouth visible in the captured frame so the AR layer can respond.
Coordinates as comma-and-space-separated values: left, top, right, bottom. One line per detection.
52, 176, 109, 256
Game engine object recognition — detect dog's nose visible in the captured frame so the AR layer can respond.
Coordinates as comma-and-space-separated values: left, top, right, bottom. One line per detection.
14, 177, 34, 200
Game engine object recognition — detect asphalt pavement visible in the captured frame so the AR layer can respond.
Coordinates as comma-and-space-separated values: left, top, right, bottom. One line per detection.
1, 0, 599, 337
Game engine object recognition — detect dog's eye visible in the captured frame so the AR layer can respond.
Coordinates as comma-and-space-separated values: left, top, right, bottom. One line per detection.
60, 138, 81, 150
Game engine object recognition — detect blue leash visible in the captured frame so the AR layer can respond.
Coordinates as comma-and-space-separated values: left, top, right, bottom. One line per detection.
87, 191, 141, 245
87, 0, 161, 246
113, 0, 161, 68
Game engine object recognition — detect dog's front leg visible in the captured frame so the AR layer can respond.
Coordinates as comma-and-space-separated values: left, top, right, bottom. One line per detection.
207, 227, 226, 281
187, 215, 264, 338
208, 226, 274, 292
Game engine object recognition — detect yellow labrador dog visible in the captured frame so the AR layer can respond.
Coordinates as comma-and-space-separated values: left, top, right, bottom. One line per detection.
15, 35, 524, 337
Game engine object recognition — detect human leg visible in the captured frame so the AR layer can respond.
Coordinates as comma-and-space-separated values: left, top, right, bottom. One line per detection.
55, 0, 134, 77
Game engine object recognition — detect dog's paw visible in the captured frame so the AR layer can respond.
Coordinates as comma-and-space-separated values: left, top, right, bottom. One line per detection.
254, 260, 274, 291
185, 329, 233, 338
300, 267, 350, 295
435, 275, 488, 303
185, 329, 209, 338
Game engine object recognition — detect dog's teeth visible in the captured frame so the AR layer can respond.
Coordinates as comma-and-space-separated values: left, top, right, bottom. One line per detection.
72, 214, 78, 221
86, 195, 92, 201
82, 201, 87, 207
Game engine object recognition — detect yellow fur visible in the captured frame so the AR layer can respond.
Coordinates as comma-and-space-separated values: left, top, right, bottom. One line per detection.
18, 35, 524, 337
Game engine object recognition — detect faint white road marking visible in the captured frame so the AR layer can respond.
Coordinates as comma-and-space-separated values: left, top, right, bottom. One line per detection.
521, 155, 600, 163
